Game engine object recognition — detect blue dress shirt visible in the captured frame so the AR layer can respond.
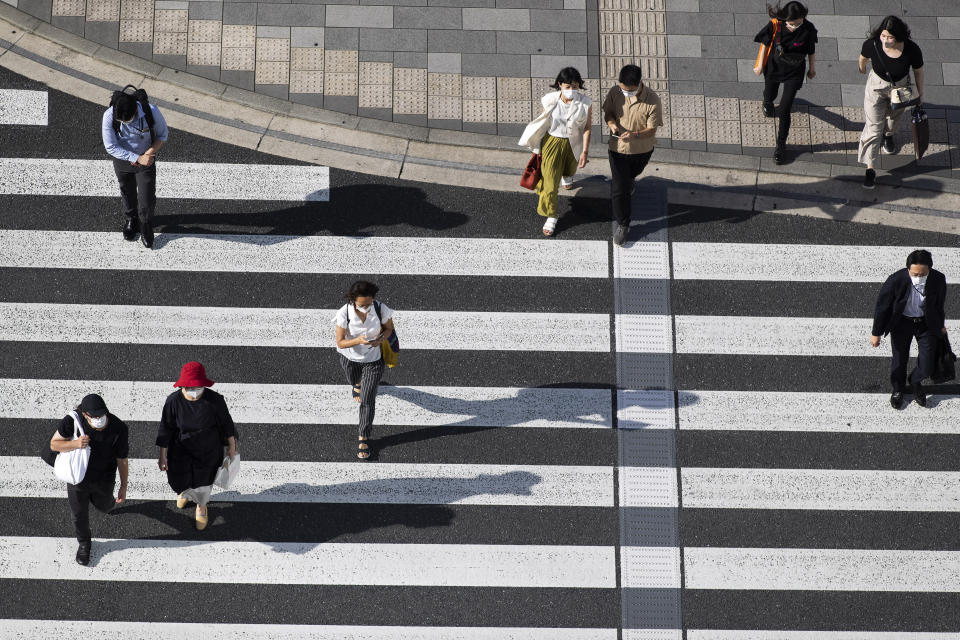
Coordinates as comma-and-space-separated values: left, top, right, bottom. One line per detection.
101, 103, 169, 163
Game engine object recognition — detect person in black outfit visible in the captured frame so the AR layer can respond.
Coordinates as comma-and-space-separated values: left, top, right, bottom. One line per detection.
753, 2, 817, 165
870, 250, 948, 409
49, 393, 129, 566
157, 361, 237, 531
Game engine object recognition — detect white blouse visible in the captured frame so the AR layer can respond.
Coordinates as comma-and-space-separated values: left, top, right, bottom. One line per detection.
334, 302, 394, 363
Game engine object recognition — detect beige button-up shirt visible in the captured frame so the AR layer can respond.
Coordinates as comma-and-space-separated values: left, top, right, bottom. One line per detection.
602, 84, 663, 155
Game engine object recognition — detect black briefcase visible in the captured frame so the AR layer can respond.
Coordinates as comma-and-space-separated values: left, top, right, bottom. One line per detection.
932, 335, 957, 384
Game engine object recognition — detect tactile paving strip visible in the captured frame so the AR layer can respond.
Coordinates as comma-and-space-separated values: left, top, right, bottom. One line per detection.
617, 389, 675, 430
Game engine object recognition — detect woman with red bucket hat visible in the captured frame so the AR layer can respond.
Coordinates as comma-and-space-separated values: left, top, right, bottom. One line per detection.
157, 361, 237, 530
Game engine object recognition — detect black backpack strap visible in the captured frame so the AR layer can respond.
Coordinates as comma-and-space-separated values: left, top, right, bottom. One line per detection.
373, 301, 383, 325
134, 88, 155, 142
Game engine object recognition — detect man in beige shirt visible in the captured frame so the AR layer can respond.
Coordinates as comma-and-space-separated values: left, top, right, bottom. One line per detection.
602, 64, 663, 246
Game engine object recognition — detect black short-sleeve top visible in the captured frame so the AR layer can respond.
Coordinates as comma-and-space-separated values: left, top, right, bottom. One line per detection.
156, 389, 237, 453
754, 20, 818, 80
861, 38, 923, 82
57, 412, 129, 484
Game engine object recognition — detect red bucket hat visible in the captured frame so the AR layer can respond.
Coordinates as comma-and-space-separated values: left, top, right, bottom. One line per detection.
174, 361, 215, 388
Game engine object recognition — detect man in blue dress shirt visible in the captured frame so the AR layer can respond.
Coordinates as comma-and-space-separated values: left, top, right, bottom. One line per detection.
101, 89, 169, 248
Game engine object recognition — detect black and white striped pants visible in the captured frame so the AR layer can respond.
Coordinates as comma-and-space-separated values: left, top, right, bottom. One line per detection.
339, 355, 385, 439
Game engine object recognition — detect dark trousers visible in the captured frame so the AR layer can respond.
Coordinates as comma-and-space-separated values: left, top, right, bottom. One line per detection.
890, 316, 937, 391
608, 149, 654, 226
67, 479, 115, 543
763, 76, 803, 145
340, 355, 385, 439
113, 158, 157, 223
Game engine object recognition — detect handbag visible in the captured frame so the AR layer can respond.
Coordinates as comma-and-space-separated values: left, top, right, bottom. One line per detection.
214, 453, 241, 490
873, 41, 919, 110
932, 335, 957, 384
373, 301, 399, 368
53, 411, 90, 485
755, 19, 779, 71
911, 106, 929, 160
520, 153, 542, 190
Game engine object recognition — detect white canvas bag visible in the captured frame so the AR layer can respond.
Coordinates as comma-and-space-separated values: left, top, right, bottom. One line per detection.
214, 453, 241, 490
54, 411, 90, 485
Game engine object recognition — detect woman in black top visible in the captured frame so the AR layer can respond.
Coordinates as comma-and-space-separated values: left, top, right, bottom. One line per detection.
49, 393, 129, 566
857, 15, 924, 189
753, 2, 817, 164
157, 361, 237, 531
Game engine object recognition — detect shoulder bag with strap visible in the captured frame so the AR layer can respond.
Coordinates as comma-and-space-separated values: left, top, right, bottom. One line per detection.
755, 19, 779, 71
373, 301, 399, 368
873, 41, 918, 109
53, 411, 91, 485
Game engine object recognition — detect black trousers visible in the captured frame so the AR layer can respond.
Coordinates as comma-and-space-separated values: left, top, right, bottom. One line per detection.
889, 316, 937, 391
608, 149, 654, 226
67, 478, 115, 543
113, 158, 157, 223
339, 355, 385, 439
763, 75, 803, 145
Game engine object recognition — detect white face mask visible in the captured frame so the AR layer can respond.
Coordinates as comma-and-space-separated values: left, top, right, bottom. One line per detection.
621, 89, 638, 98
355, 304, 372, 314
87, 415, 108, 429
911, 274, 927, 287
184, 387, 204, 400
561, 89, 578, 99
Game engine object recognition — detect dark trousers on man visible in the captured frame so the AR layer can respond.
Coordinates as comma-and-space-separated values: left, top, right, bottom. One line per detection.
890, 315, 937, 391
763, 76, 803, 145
67, 479, 115, 543
339, 355, 385, 439
608, 149, 654, 226
112, 158, 157, 223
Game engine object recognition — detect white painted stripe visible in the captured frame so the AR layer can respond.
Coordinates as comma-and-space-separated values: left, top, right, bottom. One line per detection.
0, 158, 329, 200
0, 230, 609, 278
0, 456, 613, 506
0, 89, 47, 125
675, 315, 958, 356
673, 242, 960, 282
0, 303, 610, 352
682, 468, 960, 512
0, 378, 612, 428
684, 547, 960, 592
0, 536, 615, 587
688, 632, 960, 640
620, 546, 682, 588
618, 466, 677, 508
0, 621, 617, 640
678, 390, 960, 434
615, 314, 674, 353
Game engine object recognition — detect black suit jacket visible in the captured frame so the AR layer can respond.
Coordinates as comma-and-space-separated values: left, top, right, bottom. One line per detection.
872, 268, 947, 336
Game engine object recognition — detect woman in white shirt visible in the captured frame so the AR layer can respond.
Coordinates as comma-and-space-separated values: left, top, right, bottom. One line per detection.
334, 280, 395, 460
519, 67, 592, 237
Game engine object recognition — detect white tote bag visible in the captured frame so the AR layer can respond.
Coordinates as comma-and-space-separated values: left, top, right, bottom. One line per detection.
54, 411, 90, 485
214, 453, 240, 490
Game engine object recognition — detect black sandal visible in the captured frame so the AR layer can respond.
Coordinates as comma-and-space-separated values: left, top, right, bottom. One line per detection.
357, 440, 371, 460
351, 384, 361, 400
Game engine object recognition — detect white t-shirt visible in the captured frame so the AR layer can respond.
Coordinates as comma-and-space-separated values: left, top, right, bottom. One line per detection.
334, 302, 394, 363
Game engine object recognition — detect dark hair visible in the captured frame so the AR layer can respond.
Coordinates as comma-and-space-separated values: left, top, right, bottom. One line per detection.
767, 1, 807, 20
906, 249, 933, 269
550, 67, 583, 90
870, 15, 911, 43
113, 92, 138, 122
618, 64, 642, 87
345, 280, 379, 302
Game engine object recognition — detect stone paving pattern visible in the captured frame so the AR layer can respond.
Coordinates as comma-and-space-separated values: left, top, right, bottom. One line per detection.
4, 0, 959, 170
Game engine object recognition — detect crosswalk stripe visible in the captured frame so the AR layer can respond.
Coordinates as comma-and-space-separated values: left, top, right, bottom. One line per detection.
0, 230, 610, 278
2, 456, 614, 506
681, 468, 960, 512
0, 303, 610, 352
0, 89, 47, 125
687, 633, 960, 640
0, 621, 618, 640
675, 315, 957, 356
672, 243, 960, 282
0, 378, 613, 428
0, 536, 616, 587
684, 547, 960, 592
678, 390, 960, 434
0, 158, 330, 201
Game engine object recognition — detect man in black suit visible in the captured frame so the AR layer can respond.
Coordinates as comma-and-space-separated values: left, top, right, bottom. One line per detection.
871, 249, 948, 408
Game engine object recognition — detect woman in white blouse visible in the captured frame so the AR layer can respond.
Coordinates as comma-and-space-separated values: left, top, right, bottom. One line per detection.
334, 280, 395, 460
519, 67, 593, 237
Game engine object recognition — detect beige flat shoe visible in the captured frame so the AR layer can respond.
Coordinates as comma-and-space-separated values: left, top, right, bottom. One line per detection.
176, 493, 188, 509
195, 505, 209, 531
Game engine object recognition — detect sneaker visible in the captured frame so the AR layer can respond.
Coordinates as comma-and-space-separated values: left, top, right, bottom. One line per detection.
140, 222, 154, 249
881, 134, 896, 155
613, 223, 629, 246
863, 168, 876, 189
122, 218, 139, 241
774, 143, 786, 165
762, 102, 775, 118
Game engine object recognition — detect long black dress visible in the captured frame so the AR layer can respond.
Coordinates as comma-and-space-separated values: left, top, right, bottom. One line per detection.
157, 389, 237, 493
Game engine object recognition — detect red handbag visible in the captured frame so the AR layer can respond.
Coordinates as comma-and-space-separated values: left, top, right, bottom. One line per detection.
520, 153, 542, 190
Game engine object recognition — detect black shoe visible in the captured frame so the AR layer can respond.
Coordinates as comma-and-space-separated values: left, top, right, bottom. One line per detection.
613, 223, 629, 246
762, 102, 775, 118
890, 391, 904, 409
863, 168, 876, 189
122, 218, 139, 241
912, 380, 927, 407
76, 542, 91, 566
881, 134, 896, 155
140, 222, 154, 249
774, 143, 786, 165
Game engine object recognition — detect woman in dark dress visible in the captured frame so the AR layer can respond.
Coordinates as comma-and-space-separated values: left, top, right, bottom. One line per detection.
157, 361, 237, 530
753, 1, 817, 164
